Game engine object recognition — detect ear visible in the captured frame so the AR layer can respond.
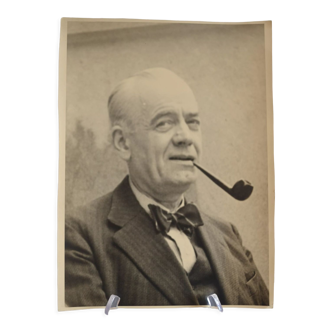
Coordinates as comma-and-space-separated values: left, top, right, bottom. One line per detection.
111, 125, 131, 161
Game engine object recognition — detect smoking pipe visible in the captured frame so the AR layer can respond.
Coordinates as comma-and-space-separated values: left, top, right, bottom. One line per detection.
193, 162, 253, 201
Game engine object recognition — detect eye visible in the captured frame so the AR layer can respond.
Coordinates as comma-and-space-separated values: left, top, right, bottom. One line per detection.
155, 120, 174, 132
187, 119, 200, 130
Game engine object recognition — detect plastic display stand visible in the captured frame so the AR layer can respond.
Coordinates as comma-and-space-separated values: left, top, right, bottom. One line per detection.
105, 295, 121, 314
104, 294, 225, 317
207, 293, 223, 312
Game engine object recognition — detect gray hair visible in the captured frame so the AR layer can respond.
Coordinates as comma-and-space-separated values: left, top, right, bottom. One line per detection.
107, 68, 187, 130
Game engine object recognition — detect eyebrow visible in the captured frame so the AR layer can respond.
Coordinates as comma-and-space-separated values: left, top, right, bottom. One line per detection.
150, 110, 200, 125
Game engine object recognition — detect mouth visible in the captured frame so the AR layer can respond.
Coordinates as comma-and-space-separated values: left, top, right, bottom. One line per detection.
169, 155, 195, 163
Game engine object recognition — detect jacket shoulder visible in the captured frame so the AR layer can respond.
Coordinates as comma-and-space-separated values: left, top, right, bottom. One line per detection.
200, 211, 241, 244
65, 191, 114, 232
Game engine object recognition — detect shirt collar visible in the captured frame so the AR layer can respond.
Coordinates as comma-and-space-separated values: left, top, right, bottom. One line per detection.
129, 177, 185, 215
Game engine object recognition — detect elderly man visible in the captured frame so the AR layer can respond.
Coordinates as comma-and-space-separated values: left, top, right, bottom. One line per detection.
65, 68, 269, 307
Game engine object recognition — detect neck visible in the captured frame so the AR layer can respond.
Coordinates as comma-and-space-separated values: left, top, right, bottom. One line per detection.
154, 196, 183, 212
130, 177, 184, 212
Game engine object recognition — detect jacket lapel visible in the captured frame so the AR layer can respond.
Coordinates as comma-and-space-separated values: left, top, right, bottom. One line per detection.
197, 214, 240, 305
107, 176, 198, 305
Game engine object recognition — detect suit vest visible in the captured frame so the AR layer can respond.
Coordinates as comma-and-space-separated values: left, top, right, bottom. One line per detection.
187, 230, 221, 305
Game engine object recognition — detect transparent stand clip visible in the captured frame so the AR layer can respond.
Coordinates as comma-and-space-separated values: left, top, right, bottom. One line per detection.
105, 293, 223, 314
105, 295, 121, 314
207, 293, 223, 312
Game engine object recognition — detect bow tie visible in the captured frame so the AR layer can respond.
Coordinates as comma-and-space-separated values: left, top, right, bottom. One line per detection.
148, 203, 204, 236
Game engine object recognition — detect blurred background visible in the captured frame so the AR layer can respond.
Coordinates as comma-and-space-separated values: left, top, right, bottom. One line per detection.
65, 21, 269, 286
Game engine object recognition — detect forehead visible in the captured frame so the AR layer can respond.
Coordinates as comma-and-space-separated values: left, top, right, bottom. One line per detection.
136, 76, 199, 118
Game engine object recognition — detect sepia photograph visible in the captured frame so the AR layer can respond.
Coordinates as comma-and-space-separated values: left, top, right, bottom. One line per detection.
58, 19, 274, 309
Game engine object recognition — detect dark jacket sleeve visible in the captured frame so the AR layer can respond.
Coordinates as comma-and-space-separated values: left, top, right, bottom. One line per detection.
230, 223, 270, 305
65, 216, 108, 307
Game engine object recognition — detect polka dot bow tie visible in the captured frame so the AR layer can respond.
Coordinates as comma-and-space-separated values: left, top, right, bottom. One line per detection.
148, 203, 204, 236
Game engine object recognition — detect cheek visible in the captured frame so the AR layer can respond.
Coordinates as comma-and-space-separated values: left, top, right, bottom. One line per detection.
130, 137, 151, 166
194, 133, 203, 154
148, 133, 171, 160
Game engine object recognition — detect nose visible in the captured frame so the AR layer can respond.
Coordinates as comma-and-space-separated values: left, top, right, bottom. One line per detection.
172, 120, 193, 147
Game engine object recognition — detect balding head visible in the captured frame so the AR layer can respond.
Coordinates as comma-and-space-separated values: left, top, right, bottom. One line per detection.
109, 68, 202, 203
107, 68, 197, 131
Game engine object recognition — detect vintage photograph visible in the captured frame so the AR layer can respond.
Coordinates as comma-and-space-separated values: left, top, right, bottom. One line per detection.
58, 19, 274, 309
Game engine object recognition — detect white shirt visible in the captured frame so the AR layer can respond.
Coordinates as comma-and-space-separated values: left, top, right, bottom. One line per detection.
129, 178, 197, 273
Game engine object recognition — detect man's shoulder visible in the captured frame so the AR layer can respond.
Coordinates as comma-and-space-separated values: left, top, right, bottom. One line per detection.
65, 190, 115, 230
199, 210, 242, 244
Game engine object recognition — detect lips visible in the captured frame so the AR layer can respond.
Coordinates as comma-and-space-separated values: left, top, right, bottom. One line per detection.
169, 155, 195, 161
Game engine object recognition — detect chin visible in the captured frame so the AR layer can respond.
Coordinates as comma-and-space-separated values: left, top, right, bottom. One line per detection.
168, 172, 197, 188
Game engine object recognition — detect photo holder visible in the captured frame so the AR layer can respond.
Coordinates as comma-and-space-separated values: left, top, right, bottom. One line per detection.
207, 293, 223, 312
105, 295, 120, 314
104, 293, 223, 313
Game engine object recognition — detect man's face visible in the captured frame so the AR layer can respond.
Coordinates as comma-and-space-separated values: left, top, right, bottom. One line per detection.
127, 77, 202, 198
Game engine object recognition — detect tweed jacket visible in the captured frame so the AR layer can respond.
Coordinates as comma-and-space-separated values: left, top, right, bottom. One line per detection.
65, 176, 269, 307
